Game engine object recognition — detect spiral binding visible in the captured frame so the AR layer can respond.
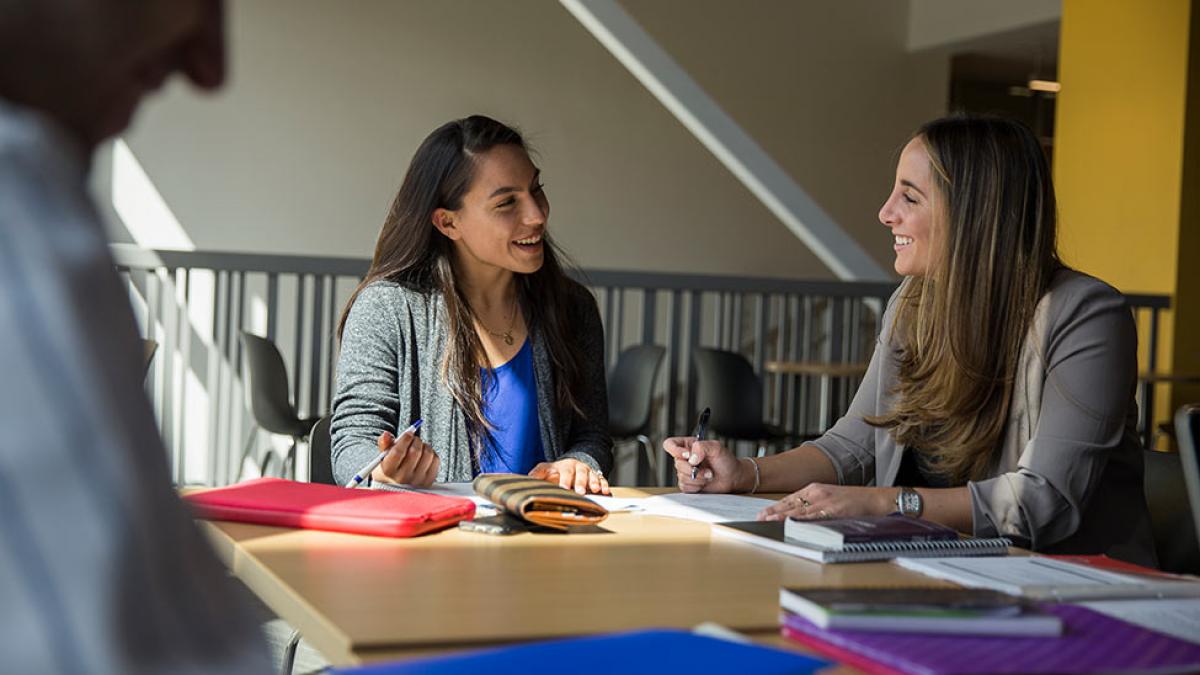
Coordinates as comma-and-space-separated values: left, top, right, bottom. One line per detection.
828, 536, 1013, 562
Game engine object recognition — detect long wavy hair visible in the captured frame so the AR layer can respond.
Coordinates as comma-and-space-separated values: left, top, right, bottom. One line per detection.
868, 115, 1062, 483
337, 115, 585, 457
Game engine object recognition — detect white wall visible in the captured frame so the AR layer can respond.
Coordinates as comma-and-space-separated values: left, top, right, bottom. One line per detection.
106, 0, 950, 279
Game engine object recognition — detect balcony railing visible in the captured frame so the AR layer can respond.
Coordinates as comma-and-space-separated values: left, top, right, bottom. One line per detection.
112, 245, 1171, 486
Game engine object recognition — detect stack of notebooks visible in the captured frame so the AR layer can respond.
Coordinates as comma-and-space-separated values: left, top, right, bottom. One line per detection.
779, 555, 1200, 673
780, 602, 1200, 674
715, 514, 1010, 563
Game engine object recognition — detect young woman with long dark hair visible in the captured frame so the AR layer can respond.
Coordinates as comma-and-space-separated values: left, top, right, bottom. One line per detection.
332, 115, 612, 495
666, 115, 1155, 564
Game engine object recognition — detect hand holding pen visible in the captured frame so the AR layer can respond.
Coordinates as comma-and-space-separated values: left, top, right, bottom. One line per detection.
346, 419, 439, 488
688, 407, 711, 480
662, 408, 743, 493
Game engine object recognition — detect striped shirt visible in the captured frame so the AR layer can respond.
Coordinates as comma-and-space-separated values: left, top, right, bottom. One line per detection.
0, 100, 270, 674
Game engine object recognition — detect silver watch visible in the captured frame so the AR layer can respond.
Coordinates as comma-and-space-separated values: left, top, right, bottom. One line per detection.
896, 487, 923, 518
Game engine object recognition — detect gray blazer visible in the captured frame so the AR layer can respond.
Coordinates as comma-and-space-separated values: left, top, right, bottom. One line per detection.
809, 269, 1156, 566
331, 279, 613, 484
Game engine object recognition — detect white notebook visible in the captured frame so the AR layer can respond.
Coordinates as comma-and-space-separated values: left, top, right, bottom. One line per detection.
896, 556, 1200, 600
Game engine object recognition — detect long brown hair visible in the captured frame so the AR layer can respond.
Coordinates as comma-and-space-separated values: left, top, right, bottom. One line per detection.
869, 115, 1062, 483
337, 115, 585, 455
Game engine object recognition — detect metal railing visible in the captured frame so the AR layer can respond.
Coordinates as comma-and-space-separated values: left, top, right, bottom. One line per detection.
112, 245, 1172, 486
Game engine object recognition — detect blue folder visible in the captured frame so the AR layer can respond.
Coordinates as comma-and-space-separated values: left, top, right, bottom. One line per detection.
336, 629, 828, 674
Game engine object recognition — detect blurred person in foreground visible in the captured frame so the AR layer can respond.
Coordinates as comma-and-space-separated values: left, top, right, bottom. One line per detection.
0, 0, 270, 672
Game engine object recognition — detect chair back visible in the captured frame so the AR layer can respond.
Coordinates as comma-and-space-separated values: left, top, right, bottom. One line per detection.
608, 345, 666, 437
1143, 445, 1200, 574
1175, 405, 1200, 561
692, 347, 767, 439
240, 331, 308, 436
141, 339, 158, 378
308, 415, 336, 485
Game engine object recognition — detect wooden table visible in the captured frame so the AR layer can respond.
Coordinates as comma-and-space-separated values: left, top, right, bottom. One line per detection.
200, 487, 954, 667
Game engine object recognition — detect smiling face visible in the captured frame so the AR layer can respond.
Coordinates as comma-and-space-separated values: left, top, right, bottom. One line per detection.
878, 137, 941, 277
433, 144, 548, 279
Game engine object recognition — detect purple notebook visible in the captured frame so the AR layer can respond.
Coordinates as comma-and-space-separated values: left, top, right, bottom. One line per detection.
781, 603, 1200, 674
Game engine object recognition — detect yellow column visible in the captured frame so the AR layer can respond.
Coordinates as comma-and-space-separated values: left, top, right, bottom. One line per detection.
1054, 0, 1200, 447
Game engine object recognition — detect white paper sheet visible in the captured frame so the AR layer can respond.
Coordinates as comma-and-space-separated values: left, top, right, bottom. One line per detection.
1080, 598, 1200, 645
584, 496, 647, 513
896, 557, 1200, 600
374, 485, 772, 522
603, 493, 774, 523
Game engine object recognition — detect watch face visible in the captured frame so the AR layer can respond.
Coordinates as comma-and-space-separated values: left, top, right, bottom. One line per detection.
901, 490, 922, 515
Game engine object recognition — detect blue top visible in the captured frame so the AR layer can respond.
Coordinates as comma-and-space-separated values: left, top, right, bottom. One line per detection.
478, 339, 544, 475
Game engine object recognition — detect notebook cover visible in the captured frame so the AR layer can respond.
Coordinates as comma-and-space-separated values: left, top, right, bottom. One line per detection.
782, 586, 1026, 613
184, 477, 475, 537
780, 603, 1200, 674
786, 514, 959, 546
334, 629, 829, 674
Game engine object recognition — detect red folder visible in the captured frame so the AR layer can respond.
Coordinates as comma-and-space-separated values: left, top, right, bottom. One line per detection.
184, 477, 475, 537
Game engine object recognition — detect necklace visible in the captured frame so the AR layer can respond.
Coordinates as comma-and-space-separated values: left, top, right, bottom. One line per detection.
478, 296, 518, 346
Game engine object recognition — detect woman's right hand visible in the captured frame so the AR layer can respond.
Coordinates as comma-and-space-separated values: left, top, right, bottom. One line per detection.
662, 437, 746, 493
370, 429, 440, 487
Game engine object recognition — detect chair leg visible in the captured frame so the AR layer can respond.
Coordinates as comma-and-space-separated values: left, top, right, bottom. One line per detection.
259, 449, 276, 477
236, 424, 260, 482
280, 629, 301, 675
284, 439, 298, 481
638, 434, 659, 487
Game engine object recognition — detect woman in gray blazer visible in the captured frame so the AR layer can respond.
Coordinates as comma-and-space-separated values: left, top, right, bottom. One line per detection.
666, 115, 1155, 565
332, 116, 613, 495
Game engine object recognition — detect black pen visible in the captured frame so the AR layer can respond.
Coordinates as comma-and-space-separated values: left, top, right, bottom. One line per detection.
689, 407, 711, 480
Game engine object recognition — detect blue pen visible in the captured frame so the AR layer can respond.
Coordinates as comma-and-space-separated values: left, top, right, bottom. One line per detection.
689, 407, 711, 480
345, 419, 423, 488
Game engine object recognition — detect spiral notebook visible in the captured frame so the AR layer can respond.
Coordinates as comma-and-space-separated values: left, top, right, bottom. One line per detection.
714, 520, 1011, 563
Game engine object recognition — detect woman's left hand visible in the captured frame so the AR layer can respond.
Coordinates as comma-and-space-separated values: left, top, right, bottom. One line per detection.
757, 483, 894, 521
529, 458, 611, 495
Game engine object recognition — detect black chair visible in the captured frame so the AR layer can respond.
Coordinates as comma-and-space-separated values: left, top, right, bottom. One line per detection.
1143, 445, 1200, 574
1169, 404, 1200, 571
692, 347, 802, 457
308, 415, 336, 485
238, 331, 321, 480
607, 344, 666, 485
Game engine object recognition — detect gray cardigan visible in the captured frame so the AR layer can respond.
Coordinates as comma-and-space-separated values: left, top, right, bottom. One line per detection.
331, 279, 613, 484
809, 269, 1157, 566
